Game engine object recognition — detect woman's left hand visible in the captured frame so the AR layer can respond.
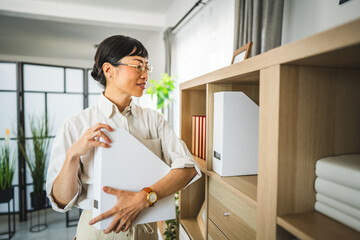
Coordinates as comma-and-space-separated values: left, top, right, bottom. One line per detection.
89, 186, 149, 233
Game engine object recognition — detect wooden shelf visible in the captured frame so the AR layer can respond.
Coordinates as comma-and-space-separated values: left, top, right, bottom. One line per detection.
277, 211, 360, 240
180, 19, 360, 91
180, 218, 205, 240
180, 19, 360, 239
192, 155, 207, 174
191, 153, 257, 206
208, 171, 257, 208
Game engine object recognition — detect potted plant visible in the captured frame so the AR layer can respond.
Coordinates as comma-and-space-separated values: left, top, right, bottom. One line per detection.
146, 73, 176, 114
147, 73, 179, 239
163, 192, 180, 240
0, 128, 15, 203
18, 114, 51, 210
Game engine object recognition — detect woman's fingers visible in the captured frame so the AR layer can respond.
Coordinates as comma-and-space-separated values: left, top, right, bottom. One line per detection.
91, 190, 143, 235
68, 123, 114, 159
103, 186, 120, 195
104, 217, 120, 234
91, 141, 111, 148
88, 129, 112, 143
92, 123, 114, 132
103, 186, 125, 199
122, 220, 132, 232
115, 218, 128, 233
92, 130, 111, 143
89, 208, 116, 226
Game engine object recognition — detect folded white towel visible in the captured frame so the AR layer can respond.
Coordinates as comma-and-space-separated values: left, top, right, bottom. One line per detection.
316, 154, 360, 190
314, 178, 360, 209
315, 201, 360, 232
316, 193, 360, 220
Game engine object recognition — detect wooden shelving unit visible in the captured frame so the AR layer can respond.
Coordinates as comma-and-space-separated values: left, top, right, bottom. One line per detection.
179, 19, 360, 239
180, 218, 204, 240
208, 171, 257, 208
192, 155, 207, 174
277, 211, 360, 240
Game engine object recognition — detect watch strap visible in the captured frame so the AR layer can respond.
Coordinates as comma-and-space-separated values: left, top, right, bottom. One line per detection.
142, 187, 157, 207
142, 187, 153, 194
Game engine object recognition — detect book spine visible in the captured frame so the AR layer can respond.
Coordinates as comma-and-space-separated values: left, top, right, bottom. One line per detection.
199, 116, 203, 159
192, 116, 195, 155
203, 116, 206, 160
195, 116, 199, 157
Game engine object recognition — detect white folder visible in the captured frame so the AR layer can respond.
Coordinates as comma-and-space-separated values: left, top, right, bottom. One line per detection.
93, 128, 176, 230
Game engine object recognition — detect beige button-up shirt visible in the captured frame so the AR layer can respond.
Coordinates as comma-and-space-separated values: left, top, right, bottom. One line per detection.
46, 92, 201, 212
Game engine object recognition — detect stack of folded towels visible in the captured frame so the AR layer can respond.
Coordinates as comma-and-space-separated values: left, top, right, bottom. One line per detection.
314, 154, 360, 232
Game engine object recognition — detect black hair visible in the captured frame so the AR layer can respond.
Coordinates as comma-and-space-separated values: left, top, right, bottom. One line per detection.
91, 35, 149, 88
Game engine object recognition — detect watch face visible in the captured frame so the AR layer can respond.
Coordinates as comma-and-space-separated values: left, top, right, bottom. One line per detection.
149, 192, 157, 203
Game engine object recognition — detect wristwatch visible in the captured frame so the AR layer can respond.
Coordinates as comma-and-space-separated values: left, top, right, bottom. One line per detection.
142, 187, 158, 207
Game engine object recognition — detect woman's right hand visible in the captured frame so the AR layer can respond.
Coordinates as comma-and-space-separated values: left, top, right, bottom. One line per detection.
67, 123, 114, 159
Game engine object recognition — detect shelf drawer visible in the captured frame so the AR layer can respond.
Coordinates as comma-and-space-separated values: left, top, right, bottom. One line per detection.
208, 177, 256, 240
208, 219, 228, 240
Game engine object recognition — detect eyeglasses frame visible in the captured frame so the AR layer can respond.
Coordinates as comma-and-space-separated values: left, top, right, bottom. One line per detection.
114, 62, 153, 75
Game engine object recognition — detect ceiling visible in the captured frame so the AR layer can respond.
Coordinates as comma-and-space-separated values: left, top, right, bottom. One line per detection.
31, 0, 175, 14
0, 0, 179, 65
0, 14, 155, 61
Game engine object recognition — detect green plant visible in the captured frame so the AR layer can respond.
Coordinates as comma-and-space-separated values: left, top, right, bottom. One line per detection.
146, 73, 176, 111
0, 128, 15, 191
148, 73, 178, 239
18, 114, 51, 194
163, 192, 180, 240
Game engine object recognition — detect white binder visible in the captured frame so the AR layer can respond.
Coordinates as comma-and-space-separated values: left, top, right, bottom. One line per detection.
93, 128, 176, 230
212, 91, 258, 177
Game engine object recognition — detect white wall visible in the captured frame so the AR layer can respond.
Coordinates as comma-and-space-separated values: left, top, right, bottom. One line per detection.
171, 0, 235, 136
165, 0, 199, 29
282, 0, 360, 45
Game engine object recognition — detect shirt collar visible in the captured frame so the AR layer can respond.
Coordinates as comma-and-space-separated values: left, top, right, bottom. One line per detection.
98, 92, 139, 119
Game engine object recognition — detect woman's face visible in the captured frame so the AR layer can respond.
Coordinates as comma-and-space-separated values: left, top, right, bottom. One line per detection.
107, 55, 149, 98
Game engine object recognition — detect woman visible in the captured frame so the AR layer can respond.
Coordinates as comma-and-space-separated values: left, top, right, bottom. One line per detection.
46, 35, 201, 240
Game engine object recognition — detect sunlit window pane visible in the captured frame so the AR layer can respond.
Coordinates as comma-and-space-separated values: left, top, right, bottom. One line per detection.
66, 68, 83, 93
0, 62, 16, 90
24, 64, 64, 92
47, 94, 83, 136
88, 70, 103, 94
24, 93, 45, 137
0, 92, 17, 138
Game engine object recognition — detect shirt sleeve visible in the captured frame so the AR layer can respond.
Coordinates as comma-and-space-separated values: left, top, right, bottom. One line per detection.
156, 112, 202, 188
46, 120, 82, 212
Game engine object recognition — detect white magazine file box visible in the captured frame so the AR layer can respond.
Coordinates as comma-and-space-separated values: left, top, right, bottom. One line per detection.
212, 91, 259, 177
93, 128, 176, 230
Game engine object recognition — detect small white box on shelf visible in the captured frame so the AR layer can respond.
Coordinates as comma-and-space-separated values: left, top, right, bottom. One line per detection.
212, 91, 258, 177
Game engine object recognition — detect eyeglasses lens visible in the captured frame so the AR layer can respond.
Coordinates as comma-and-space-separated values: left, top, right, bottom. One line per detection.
146, 64, 153, 75
136, 64, 143, 73
136, 63, 153, 75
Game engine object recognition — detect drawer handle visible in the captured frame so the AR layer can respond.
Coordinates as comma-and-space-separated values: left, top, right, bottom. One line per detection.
223, 213, 230, 217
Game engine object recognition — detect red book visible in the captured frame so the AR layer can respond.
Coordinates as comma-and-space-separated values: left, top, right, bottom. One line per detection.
199, 116, 203, 159
203, 116, 206, 160
195, 116, 199, 157
191, 116, 196, 155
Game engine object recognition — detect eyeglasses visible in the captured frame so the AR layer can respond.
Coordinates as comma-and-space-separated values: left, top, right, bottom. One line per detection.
115, 62, 153, 76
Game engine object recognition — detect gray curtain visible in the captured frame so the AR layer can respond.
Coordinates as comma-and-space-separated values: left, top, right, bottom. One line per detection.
234, 0, 284, 56
163, 27, 174, 126
164, 27, 173, 76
